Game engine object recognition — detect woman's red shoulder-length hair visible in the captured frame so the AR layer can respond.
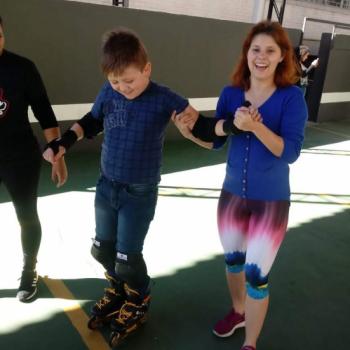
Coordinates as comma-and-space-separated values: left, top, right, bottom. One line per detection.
231, 21, 299, 90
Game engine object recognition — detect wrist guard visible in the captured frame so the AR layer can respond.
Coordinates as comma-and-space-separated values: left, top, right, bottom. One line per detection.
59, 129, 78, 151
44, 138, 60, 155
222, 100, 251, 135
45, 129, 78, 155
222, 117, 243, 135
191, 114, 218, 142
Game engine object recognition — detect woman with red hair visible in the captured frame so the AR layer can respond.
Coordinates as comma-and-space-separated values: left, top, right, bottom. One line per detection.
174, 21, 307, 350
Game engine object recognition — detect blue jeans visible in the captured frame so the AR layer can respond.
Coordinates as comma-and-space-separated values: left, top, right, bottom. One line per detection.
94, 175, 158, 254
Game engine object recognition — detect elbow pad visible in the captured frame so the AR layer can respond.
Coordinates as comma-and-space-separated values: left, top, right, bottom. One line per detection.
192, 114, 218, 142
77, 112, 104, 139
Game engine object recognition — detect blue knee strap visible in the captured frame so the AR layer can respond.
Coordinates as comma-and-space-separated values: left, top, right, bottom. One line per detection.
246, 282, 269, 299
227, 264, 245, 273
225, 251, 246, 273
245, 263, 269, 300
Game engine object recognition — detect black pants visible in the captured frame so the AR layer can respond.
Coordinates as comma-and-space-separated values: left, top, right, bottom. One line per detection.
0, 149, 42, 270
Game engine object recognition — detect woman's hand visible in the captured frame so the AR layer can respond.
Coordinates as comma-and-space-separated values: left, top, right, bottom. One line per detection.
234, 106, 262, 131
51, 157, 68, 187
171, 110, 193, 139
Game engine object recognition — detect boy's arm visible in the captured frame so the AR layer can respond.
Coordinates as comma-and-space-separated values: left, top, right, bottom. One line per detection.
43, 113, 103, 164
173, 103, 262, 150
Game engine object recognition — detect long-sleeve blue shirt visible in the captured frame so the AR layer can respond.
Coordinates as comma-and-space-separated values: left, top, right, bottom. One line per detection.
214, 85, 307, 201
91, 81, 188, 184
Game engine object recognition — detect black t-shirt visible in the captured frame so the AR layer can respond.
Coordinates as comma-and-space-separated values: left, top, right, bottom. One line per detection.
0, 50, 58, 162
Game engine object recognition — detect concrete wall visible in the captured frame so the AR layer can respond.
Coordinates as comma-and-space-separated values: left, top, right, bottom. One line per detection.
0, 0, 301, 102
65, 0, 350, 41
318, 34, 350, 122
2, 0, 348, 150
0, 0, 299, 149
1, 0, 251, 104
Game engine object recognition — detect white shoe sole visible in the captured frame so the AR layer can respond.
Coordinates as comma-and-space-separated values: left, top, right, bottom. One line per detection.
212, 320, 245, 338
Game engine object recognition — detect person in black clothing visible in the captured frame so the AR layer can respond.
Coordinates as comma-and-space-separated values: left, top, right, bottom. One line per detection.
0, 16, 67, 302
294, 45, 319, 97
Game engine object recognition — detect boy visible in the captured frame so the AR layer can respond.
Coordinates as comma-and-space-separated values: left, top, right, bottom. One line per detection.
43, 28, 197, 346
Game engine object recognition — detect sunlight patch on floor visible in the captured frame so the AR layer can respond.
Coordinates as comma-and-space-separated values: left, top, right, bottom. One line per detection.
0, 138, 348, 334
1, 139, 348, 282
0, 298, 87, 334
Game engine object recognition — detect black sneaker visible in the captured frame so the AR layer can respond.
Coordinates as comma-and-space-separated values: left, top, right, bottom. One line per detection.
17, 270, 39, 302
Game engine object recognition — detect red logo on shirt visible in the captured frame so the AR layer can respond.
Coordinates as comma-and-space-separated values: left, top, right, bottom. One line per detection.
0, 88, 9, 118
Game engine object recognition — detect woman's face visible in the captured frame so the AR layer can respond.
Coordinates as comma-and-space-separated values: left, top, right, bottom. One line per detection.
247, 33, 283, 84
0, 25, 5, 55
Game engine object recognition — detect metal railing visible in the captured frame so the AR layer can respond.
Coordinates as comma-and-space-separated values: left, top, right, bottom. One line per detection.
112, 0, 128, 7
302, 17, 350, 40
267, 0, 287, 23
295, 0, 350, 9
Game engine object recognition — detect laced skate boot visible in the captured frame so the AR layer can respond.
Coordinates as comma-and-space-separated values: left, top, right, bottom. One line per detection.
109, 283, 151, 347
87, 272, 126, 329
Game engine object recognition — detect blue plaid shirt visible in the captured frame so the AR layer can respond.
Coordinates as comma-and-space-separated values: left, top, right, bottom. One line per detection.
91, 81, 188, 184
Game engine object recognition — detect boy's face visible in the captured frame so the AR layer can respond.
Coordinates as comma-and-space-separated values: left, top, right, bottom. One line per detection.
107, 63, 151, 100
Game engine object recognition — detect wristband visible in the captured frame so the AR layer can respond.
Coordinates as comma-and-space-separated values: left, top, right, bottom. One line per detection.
222, 100, 251, 135
59, 129, 78, 151
222, 117, 243, 135
44, 138, 60, 155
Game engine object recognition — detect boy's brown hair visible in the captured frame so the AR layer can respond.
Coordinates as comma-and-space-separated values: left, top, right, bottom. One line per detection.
101, 28, 148, 76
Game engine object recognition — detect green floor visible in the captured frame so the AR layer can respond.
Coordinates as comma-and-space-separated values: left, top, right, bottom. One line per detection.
0, 120, 349, 350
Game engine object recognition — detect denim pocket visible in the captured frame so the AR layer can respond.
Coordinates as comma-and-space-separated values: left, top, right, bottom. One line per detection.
126, 183, 158, 197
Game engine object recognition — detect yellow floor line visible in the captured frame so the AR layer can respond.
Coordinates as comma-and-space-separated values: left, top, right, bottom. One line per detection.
43, 276, 110, 350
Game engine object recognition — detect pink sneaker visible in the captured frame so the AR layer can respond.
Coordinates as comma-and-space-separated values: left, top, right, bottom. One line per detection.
241, 346, 256, 350
212, 308, 245, 337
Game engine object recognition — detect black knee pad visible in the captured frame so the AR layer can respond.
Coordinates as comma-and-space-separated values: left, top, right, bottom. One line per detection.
115, 252, 149, 289
90, 238, 116, 271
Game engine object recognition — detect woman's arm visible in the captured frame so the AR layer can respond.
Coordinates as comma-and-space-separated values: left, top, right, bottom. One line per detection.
43, 127, 68, 187
234, 108, 284, 157
171, 111, 213, 149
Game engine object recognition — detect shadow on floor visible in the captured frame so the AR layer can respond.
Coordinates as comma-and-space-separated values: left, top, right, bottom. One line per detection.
0, 207, 349, 350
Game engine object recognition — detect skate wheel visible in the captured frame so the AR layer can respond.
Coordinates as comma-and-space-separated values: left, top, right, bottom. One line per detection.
87, 316, 104, 330
109, 331, 122, 348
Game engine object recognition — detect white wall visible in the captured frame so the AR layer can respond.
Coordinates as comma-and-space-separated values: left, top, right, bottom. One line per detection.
65, 0, 350, 42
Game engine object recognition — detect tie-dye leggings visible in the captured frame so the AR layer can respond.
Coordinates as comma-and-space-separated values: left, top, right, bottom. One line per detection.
217, 190, 290, 300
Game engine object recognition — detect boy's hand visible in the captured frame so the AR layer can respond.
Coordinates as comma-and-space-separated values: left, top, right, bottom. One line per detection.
171, 111, 193, 139
180, 105, 199, 129
43, 129, 77, 164
43, 143, 66, 164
